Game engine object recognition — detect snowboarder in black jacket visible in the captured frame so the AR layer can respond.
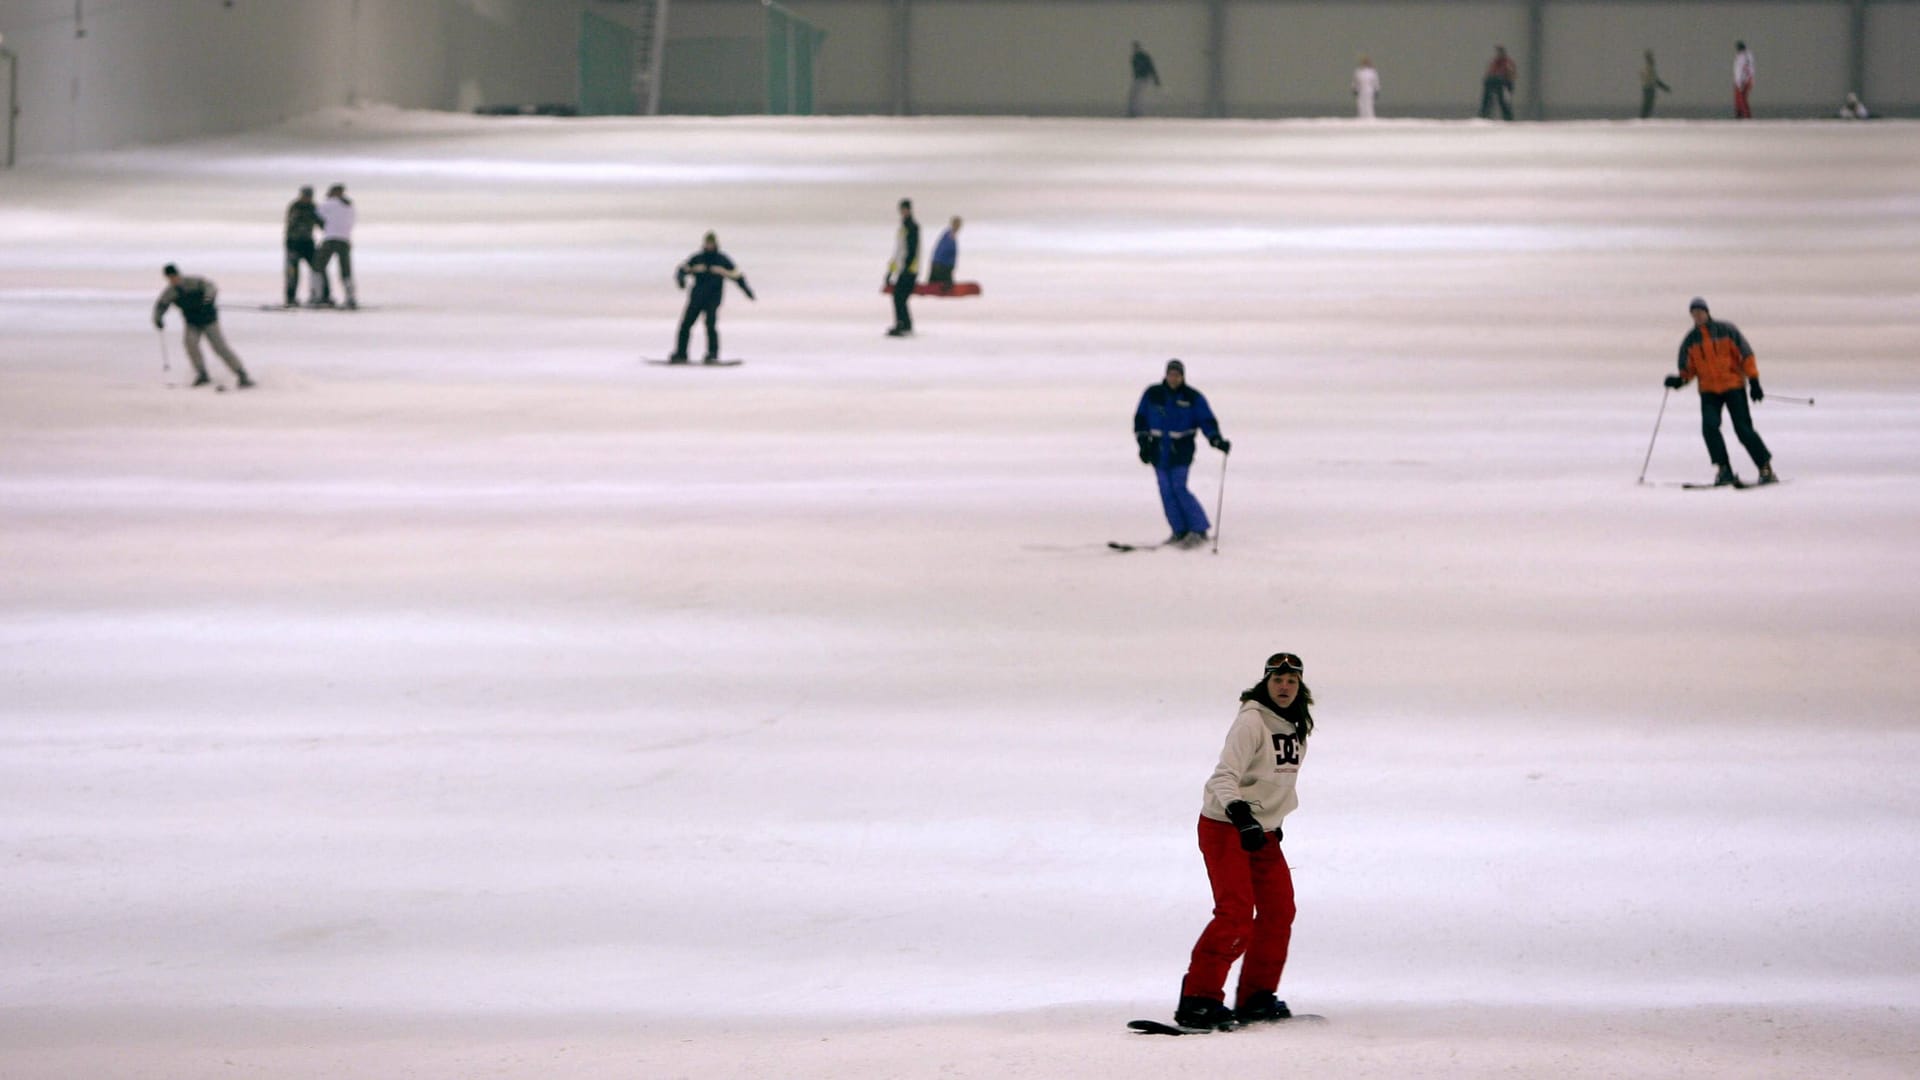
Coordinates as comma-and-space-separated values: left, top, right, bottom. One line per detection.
283, 186, 323, 307
670, 232, 753, 363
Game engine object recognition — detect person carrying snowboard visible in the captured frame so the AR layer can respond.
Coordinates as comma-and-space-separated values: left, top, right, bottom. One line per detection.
1664, 297, 1777, 486
670, 231, 753, 363
1133, 359, 1228, 548
1169, 651, 1314, 1031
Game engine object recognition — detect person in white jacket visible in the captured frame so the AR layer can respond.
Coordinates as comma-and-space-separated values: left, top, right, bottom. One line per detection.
1353, 56, 1380, 120
315, 183, 358, 309
1169, 651, 1314, 1031
1733, 41, 1755, 119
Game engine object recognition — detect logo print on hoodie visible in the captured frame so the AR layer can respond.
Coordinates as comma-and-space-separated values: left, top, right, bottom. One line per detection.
1272, 733, 1301, 767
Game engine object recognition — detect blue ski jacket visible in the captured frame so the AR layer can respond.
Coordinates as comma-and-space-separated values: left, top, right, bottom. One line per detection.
1134, 381, 1221, 467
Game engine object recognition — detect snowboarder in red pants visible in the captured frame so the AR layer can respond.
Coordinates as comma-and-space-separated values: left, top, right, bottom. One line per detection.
1172, 652, 1314, 1030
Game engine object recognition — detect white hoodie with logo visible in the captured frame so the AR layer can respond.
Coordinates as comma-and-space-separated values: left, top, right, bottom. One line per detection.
1200, 698, 1306, 831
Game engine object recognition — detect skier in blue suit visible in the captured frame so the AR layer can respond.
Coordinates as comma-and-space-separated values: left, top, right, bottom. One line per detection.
1134, 359, 1230, 548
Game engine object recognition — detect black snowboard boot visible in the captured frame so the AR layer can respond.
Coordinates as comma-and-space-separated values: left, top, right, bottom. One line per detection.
1235, 991, 1292, 1024
1757, 464, 1779, 485
1713, 463, 1739, 487
1173, 995, 1236, 1030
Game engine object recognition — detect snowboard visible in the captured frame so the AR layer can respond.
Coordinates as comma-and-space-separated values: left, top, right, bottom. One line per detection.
1128, 1014, 1327, 1036
878, 282, 981, 298
256, 303, 371, 312
645, 358, 744, 367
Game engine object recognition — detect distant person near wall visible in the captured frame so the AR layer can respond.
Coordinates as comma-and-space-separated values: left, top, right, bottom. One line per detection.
1733, 42, 1755, 119
1353, 56, 1380, 120
1128, 41, 1161, 118
153, 264, 254, 389
283, 186, 323, 308
929, 216, 961, 291
1839, 92, 1870, 120
1479, 46, 1516, 120
1640, 50, 1672, 119
315, 183, 357, 309
886, 198, 919, 337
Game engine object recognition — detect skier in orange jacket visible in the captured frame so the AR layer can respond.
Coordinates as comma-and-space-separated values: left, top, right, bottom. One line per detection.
1664, 297, 1777, 486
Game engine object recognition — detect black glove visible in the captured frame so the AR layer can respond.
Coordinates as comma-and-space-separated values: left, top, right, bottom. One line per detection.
1749, 378, 1763, 403
1663, 374, 1685, 390
153, 319, 165, 330
1210, 435, 1231, 454
675, 270, 687, 290
1137, 436, 1154, 465
740, 279, 755, 300
1225, 801, 1267, 852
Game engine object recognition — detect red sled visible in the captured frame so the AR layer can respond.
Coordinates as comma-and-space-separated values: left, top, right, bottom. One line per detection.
881, 282, 982, 298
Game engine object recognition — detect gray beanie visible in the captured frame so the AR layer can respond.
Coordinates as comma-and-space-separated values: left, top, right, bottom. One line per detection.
1165, 358, 1185, 374
1688, 296, 1710, 313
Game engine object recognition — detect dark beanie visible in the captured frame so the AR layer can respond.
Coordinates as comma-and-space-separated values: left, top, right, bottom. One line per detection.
163, 264, 179, 276
1689, 296, 1709, 313
1165, 358, 1185, 374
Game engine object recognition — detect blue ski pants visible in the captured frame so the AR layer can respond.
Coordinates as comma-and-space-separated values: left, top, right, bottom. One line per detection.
1155, 463, 1210, 537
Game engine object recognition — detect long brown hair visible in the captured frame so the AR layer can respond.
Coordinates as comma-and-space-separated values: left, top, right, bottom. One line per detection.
1240, 678, 1314, 738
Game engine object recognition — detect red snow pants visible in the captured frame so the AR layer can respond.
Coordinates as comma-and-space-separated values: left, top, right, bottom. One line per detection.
1181, 815, 1296, 1006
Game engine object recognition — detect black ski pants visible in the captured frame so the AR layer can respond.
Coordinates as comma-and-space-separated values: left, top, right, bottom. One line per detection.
284, 239, 318, 303
891, 273, 915, 331
1699, 389, 1771, 469
1479, 77, 1513, 120
676, 295, 721, 359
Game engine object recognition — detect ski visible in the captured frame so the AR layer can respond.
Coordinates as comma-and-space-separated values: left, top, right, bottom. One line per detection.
1108, 541, 1167, 552
1128, 1014, 1326, 1036
1680, 478, 1748, 490
256, 303, 370, 312
644, 358, 744, 367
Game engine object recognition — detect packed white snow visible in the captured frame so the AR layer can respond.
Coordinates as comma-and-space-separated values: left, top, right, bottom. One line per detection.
3, 109, 1918, 1078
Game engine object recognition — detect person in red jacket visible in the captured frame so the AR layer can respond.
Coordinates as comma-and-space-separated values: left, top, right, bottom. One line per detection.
1171, 651, 1314, 1031
1479, 45, 1517, 120
1665, 297, 1777, 486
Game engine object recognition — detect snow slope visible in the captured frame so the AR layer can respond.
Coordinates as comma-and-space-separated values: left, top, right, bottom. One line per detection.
2, 109, 1918, 1078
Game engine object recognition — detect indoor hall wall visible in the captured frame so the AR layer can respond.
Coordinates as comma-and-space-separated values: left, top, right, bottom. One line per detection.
1221, 2, 1526, 118
1866, 2, 1920, 107
905, 0, 1211, 116
667, 0, 1920, 118
0, 0, 581, 161
1541, 2, 1849, 119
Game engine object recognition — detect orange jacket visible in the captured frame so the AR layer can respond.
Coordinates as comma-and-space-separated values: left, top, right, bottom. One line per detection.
1676, 319, 1758, 394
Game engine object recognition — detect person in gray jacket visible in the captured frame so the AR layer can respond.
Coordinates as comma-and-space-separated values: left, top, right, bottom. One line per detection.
153, 264, 253, 388
1170, 651, 1314, 1031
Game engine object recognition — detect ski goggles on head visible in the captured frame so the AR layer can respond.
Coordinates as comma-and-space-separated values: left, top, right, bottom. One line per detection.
1265, 653, 1303, 676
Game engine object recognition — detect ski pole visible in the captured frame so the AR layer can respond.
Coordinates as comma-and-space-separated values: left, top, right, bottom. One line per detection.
1637, 387, 1670, 485
1211, 453, 1229, 555
156, 327, 172, 386
1768, 394, 1815, 406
